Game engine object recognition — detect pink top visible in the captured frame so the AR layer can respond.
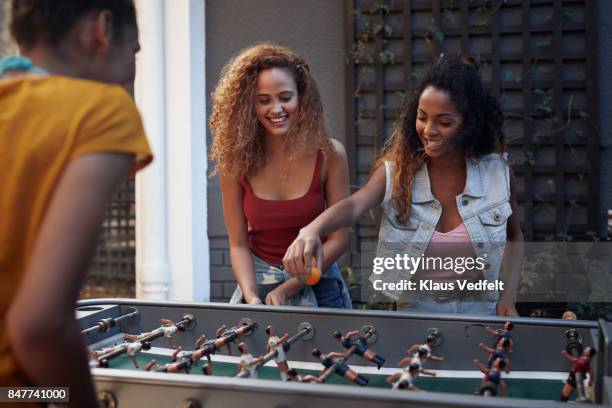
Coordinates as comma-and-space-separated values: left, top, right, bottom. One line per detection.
413, 223, 483, 282
431, 223, 471, 243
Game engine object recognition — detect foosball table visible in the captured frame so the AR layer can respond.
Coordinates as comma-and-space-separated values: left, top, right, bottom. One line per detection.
77, 299, 612, 408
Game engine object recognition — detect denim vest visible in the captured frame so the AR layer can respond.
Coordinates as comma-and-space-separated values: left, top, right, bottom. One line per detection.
372, 153, 512, 301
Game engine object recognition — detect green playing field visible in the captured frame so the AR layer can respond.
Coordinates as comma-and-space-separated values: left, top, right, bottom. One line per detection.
104, 351, 565, 401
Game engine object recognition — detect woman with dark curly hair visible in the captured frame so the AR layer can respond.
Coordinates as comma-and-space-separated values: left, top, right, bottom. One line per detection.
210, 43, 352, 308
284, 57, 523, 315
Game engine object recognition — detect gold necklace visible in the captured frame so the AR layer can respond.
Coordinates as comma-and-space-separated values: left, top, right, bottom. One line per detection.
279, 157, 293, 180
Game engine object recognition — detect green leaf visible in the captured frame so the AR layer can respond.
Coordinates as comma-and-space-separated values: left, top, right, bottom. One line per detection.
379, 50, 395, 65
384, 24, 394, 37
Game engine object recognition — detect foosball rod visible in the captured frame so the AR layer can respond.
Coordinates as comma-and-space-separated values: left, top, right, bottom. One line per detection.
137, 315, 194, 345
81, 308, 139, 335
318, 327, 375, 383
236, 325, 312, 378
194, 321, 258, 362
97, 315, 194, 364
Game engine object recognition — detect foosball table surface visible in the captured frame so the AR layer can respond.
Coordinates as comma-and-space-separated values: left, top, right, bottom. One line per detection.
78, 299, 612, 408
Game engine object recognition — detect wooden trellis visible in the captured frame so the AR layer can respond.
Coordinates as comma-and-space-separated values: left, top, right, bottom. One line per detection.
345, 0, 600, 244
84, 179, 137, 298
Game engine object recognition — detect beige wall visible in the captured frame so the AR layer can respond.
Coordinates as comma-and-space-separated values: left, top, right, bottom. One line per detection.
205, 0, 347, 300
0, 1, 17, 56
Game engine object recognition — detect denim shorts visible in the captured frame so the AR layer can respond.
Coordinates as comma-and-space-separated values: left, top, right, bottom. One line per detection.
312, 262, 353, 309
229, 254, 352, 309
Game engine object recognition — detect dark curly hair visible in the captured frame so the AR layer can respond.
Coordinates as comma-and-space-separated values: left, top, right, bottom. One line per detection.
10, 0, 137, 49
375, 56, 505, 224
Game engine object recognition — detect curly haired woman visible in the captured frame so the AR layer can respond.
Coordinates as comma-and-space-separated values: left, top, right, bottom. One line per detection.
284, 57, 524, 316
210, 43, 352, 308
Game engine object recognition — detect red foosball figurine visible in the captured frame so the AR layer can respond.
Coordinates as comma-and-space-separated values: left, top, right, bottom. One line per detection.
560, 346, 596, 402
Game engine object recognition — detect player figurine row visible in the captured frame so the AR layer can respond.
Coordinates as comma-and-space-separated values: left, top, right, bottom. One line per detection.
87, 316, 258, 375
283, 327, 385, 385
383, 321, 512, 397
473, 321, 514, 397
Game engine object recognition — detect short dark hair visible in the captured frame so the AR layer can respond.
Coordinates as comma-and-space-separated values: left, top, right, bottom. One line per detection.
10, 0, 137, 49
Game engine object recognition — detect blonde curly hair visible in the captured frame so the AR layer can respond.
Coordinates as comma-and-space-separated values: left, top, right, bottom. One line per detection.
210, 43, 333, 177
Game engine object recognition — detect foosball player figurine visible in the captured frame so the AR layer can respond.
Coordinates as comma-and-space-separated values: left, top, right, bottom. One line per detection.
560, 346, 596, 402
194, 334, 207, 349
144, 357, 192, 374
386, 364, 420, 391
474, 357, 507, 397
221, 322, 259, 355
285, 368, 320, 383
265, 326, 290, 380
398, 348, 437, 377
201, 353, 213, 375
126, 340, 151, 368
124, 318, 184, 349
175, 342, 215, 375
195, 325, 231, 355
405, 334, 444, 363
333, 330, 386, 369
311, 348, 369, 386
87, 346, 115, 368
171, 346, 196, 367
237, 342, 264, 379
479, 338, 511, 372
88, 341, 151, 369
485, 321, 514, 353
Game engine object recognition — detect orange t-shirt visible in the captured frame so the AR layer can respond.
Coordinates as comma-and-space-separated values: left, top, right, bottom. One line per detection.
0, 75, 152, 390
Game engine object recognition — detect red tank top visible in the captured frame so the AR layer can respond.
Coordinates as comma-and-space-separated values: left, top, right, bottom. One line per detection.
240, 151, 326, 266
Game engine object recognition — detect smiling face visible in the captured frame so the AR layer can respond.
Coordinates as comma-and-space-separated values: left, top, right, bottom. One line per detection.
415, 86, 463, 158
255, 67, 299, 138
